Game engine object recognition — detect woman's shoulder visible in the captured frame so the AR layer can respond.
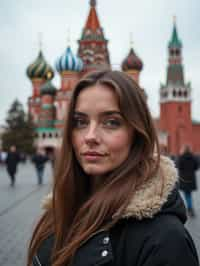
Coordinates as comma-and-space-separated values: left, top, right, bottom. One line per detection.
122, 214, 190, 242
116, 216, 199, 266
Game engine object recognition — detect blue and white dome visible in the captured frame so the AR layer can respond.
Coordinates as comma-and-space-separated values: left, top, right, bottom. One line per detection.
55, 46, 83, 73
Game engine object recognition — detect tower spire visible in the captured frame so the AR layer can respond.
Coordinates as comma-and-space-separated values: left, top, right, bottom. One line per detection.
78, 0, 110, 70
168, 16, 182, 48
85, 0, 100, 30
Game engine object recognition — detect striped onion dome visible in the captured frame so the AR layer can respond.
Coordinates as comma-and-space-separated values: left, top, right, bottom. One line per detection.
26, 50, 54, 80
122, 48, 143, 72
55, 46, 83, 73
40, 80, 56, 96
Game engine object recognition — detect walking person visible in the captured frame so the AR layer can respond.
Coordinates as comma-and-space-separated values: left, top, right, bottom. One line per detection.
32, 148, 49, 185
27, 70, 198, 266
5, 145, 20, 187
177, 145, 199, 217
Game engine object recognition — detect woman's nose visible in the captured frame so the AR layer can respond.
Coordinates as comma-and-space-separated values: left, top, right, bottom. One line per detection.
84, 124, 100, 144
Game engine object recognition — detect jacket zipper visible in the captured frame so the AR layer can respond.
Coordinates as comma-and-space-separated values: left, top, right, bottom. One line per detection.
33, 254, 42, 266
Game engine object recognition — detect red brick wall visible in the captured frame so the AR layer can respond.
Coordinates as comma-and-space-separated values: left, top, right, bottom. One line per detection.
160, 102, 193, 155
192, 124, 200, 154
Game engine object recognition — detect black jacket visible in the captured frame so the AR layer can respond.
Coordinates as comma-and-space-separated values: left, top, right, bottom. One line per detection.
32, 156, 199, 266
32, 154, 48, 170
5, 151, 20, 174
177, 151, 199, 191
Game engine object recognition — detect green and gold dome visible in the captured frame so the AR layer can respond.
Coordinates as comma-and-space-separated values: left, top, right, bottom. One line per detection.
26, 50, 54, 80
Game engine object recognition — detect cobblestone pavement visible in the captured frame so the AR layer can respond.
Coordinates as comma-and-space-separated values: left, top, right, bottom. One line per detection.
0, 162, 199, 265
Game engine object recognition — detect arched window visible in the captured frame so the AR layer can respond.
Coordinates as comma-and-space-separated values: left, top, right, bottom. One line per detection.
173, 90, 176, 97
184, 91, 188, 98
175, 49, 180, 56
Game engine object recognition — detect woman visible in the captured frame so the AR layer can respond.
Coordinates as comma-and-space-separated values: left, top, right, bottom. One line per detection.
28, 70, 199, 266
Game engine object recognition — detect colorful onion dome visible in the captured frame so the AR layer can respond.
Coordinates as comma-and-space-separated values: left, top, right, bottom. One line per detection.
55, 46, 83, 73
40, 80, 56, 96
122, 48, 143, 72
26, 50, 54, 80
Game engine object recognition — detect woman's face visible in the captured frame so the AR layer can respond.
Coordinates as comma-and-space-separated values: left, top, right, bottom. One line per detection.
72, 84, 134, 177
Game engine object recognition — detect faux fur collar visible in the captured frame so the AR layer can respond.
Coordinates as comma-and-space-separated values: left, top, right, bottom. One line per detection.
42, 156, 178, 220
121, 155, 178, 220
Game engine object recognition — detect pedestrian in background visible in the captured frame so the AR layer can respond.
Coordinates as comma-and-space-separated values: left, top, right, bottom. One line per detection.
27, 70, 198, 266
5, 145, 20, 187
177, 145, 199, 217
32, 148, 49, 185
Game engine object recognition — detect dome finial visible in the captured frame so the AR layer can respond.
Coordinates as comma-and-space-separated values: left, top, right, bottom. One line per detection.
173, 15, 177, 25
130, 32, 134, 49
67, 27, 71, 47
38, 32, 43, 51
90, 0, 96, 7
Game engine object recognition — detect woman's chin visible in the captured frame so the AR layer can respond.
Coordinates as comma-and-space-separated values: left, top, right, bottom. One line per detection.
83, 165, 108, 177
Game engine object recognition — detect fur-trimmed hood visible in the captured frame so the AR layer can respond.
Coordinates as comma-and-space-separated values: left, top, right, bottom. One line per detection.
42, 156, 184, 221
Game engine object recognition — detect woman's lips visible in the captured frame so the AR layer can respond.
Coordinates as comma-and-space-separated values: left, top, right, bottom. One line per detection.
82, 152, 106, 161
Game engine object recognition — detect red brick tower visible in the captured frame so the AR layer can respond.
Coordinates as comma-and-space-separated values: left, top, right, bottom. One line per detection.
26, 50, 54, 125
39, 80, 56, 128
78, 0, 110, 72
159, 19, 192, 155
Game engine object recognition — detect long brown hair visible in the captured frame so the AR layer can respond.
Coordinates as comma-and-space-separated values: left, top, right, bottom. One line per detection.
27, 70, 160, 265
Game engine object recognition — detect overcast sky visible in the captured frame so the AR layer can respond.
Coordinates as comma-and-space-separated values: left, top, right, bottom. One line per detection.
0, 0, 200, 125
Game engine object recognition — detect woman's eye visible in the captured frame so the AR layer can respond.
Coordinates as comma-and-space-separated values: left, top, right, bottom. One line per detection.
103, 119, 121, 128
73, 118, 88, 128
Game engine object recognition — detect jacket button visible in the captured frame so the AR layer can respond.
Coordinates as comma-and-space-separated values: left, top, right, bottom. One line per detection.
101, 250, 108, 257
103, 237, 110, 244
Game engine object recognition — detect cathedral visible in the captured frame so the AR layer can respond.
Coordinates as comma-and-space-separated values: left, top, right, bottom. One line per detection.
26, 0, 200, 155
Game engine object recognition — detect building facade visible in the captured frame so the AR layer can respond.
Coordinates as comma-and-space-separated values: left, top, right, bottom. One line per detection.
26, 0, 200, 155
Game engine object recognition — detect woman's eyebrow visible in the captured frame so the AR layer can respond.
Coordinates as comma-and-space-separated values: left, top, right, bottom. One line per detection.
73, 111, 122, 117
73, 111, 87, 116
100, 111, 122, 116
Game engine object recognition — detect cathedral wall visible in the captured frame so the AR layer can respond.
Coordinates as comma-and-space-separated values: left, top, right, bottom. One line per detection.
191, 124, 200, 154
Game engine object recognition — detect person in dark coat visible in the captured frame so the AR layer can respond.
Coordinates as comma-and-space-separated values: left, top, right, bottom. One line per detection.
32, 148, 49, 185
27, 71, 199, 266
5, 145, 20, 187
177, 145, 199, 217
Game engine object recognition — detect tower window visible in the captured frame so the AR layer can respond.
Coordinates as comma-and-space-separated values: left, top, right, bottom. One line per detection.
178, 90, 182, 97
173, 90, 176, 97
175, 49, 180, 56
184, 91, 188, 98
